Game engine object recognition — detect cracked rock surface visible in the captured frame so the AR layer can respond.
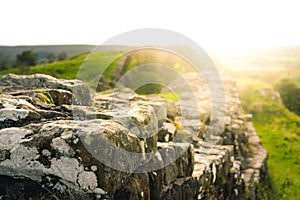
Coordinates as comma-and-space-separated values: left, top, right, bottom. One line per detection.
0, 74, 267, 199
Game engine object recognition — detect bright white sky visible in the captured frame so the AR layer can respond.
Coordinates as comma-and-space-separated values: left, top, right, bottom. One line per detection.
0, 0, 299, 52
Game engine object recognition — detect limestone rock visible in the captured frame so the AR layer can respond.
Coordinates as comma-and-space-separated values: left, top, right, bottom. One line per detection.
78, 171, 98, 191
114, 173, 150, 200
158, 122, 177, 142
0, 73, 268, 199
0, 74, 91, 106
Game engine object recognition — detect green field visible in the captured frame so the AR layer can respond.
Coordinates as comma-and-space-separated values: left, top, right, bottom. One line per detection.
0, 53, 87, 79
230, 68, 300, 200
0, 51, 124, 90
0, 45, 95, 68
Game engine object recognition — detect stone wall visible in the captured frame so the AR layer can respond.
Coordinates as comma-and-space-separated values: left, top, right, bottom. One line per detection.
0, 73, 267, 199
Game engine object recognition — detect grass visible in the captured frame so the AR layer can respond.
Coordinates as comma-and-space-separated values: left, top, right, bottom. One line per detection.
0, 51, 183, 103
157, 91, 180, 102
0, 53, 87, 79
38, 92, 55, 105
236, 73, 300, 200
0, 51, 124, 87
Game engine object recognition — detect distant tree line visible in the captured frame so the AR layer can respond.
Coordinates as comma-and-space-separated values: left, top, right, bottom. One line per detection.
0, 53, 10, 70
44, 52, 67, 63
16, 51, 38, 73
0, 51, 68, 72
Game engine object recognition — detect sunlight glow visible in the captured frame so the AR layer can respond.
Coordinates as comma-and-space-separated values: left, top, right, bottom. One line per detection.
0, 0, 300, 52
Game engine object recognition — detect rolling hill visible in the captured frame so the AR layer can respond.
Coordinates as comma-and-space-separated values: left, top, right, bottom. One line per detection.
0, 45, 132, 69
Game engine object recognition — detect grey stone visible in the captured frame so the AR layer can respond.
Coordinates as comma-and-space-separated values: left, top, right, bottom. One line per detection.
158, 122, 177, 142
78, 171, 98, 191
0, 74, 91, 106
0, 73, 268, 199
0, 128, 31, 150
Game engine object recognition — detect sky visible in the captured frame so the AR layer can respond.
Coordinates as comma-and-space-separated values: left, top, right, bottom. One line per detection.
0, 0, 300, 52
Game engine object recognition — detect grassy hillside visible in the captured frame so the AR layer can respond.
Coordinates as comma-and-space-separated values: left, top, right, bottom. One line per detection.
0, 51, 125, 81
232, 69, 300, 200
0, 45, 132, 70
0, 53, 87, 79
0, 45, 95, 65
216, 46, 300, 199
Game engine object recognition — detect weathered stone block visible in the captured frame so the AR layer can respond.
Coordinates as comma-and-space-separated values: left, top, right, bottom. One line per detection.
0, 74, 91, 106
158, 122, 177, 142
